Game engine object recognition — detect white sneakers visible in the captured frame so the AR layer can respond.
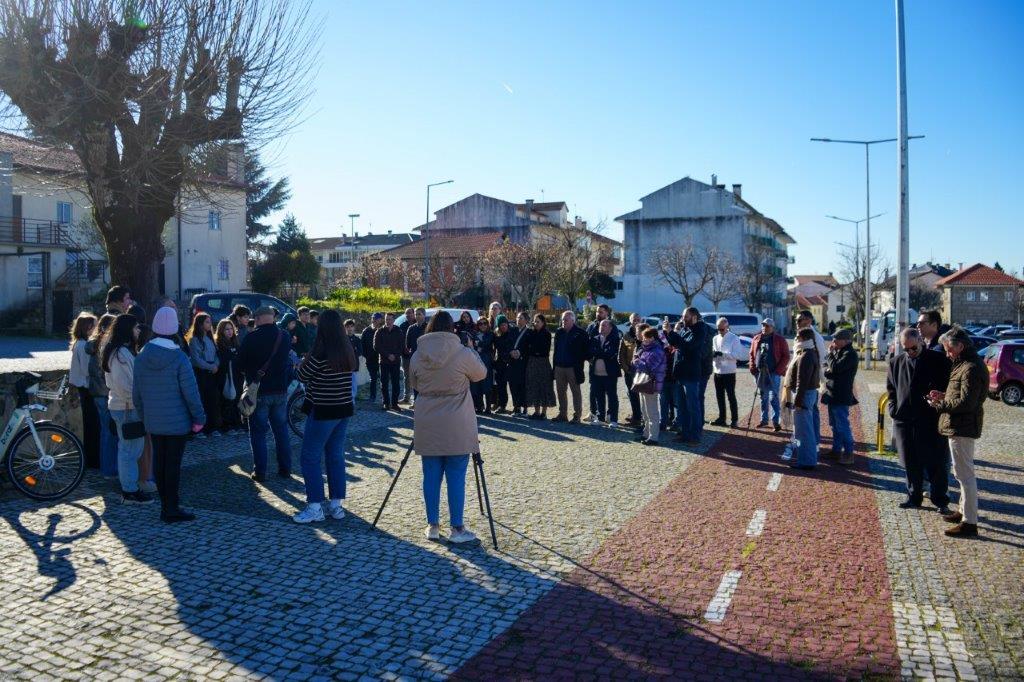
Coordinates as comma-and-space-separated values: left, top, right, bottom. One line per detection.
449, 528, 478, 544
326, 499, 345, 519
293, 504, 325, 523
425, 525, 478, 544
293, 500, 345, 523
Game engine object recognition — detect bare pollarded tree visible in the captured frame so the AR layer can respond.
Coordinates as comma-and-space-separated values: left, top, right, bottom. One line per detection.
483, 239, 552, 312
704, 252, 743, 310
650, 237, 718, 307
0, 0, 319, 306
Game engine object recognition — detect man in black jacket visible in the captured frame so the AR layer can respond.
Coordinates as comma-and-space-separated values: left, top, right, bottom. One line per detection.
667, 307, 709, 444
585, 304, 615, 422
345, 319, 362, 371
360, 313, 383, 403
887, 327, 952, 511
506, 312, 530, 416
238, 306, 294, 481
374, 312, 405, 410
552, 311, 589, 423
404, 308, 427, 405
821, 328, 859, 465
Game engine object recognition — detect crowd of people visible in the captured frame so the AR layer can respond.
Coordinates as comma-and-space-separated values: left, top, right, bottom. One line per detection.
66, 287, 986, 540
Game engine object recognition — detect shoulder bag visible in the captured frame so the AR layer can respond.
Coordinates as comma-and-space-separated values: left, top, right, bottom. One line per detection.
238, 330, 283, 418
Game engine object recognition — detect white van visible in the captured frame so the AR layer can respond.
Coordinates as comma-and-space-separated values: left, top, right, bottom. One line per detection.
702, 311, 762, 337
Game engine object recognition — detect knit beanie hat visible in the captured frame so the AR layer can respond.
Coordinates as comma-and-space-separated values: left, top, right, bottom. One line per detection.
152, 307, 179, 336
496, 314, 508, 326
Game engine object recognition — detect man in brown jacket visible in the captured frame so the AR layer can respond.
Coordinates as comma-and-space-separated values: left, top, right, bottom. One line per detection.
928, 326, 987, 537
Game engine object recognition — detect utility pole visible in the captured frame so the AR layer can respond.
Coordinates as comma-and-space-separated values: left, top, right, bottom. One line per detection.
423, 179, 453, 304
895, 0, 911, 354
348, 213, 360, 266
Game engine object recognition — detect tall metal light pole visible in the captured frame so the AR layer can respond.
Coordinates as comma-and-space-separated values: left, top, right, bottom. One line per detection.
896, 0, 912, 352
826, 212, 886, 339
811, 136, 922, 368
348, 213, 360, 265
423, 179, 453, 303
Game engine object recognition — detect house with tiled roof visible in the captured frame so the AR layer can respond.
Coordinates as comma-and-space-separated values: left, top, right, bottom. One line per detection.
396, 192, 622, 304
310, 232, 417, 285
0, 132, 247, 332
936, 263, 1024, 326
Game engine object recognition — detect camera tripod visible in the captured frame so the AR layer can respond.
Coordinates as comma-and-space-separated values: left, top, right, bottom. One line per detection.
372, 440, 499, 550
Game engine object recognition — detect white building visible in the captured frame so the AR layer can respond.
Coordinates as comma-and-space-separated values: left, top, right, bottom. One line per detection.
0, 133, 246, 332
615, 176, 795, 322
311, 231, 418, 284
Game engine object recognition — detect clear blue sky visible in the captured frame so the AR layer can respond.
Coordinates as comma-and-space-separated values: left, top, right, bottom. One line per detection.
267, 0, 1024, 277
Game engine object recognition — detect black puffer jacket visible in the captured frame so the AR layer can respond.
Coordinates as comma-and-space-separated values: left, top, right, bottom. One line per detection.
821, 345, 859, 406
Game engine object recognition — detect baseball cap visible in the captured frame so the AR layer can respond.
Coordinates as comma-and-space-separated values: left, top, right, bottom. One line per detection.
833, 328, 853, 341
761, 317, 775, 326
372, 312, 384, 321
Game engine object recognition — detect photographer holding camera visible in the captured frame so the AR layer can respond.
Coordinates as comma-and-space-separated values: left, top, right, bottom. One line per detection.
408, 311, 488, 543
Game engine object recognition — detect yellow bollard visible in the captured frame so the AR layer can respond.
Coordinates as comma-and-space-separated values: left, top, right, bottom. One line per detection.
874, 394, 896, 456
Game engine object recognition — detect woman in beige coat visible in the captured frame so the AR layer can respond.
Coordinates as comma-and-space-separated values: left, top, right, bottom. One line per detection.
409, 311, 488, 543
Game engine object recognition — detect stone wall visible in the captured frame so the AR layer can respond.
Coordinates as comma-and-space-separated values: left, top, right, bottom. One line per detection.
0, 369, 83, 443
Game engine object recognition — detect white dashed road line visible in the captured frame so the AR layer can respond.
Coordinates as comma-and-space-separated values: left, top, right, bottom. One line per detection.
767, 472, 783, 491
704, 570, 743, 623
745, 509, 767, 537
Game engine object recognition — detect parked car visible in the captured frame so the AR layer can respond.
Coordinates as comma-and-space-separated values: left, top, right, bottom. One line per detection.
984, 341, 1024, 406
963, 325, 983, 334
971, 335, 998, 351
189, 292, 296, 324
996, 329, 1024, 340
737, 335, 752, 366
976, 324, 1013, 338
701, 311, 762, 337
393, 307, 480, 328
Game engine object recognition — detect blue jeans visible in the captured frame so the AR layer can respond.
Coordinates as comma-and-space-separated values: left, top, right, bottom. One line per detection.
673, 380, 701, 439
758, 373, 782, 425
697, 375, 710, 438
813, 401, 821, 445
592, 375, 619, 422
110, 408, 145, 492
95, 398, 118, 477
422, 455, 470, 527
249, 393, 291, 475
659, 384, 675, 428
794, 390, 819, 466
828, 405, 854, 454
300, 416, 349, 503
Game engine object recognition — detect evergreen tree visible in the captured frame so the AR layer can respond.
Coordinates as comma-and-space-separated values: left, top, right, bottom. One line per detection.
246, 151, 292, 244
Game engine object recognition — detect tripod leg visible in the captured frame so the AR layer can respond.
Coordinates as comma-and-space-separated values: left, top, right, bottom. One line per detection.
472, 452, 499, 550
746, 386, 759, 430
472, 454, 485, 516
373, 440, 415, 528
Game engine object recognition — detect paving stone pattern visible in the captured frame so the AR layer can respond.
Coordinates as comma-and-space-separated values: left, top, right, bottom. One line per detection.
860, 368, 1024, 681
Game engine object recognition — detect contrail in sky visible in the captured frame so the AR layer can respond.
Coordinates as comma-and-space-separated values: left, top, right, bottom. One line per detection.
502, 82, 514, 95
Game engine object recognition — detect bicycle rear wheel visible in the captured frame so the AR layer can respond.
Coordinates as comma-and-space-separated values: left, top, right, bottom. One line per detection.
287, 388, 306, 439
5, 424, 86, 501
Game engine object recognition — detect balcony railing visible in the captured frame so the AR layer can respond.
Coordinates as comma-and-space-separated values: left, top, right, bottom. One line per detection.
0, 217, 73, 248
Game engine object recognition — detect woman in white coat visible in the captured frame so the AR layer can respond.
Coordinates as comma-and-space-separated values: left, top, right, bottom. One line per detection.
409, 310, 487, 543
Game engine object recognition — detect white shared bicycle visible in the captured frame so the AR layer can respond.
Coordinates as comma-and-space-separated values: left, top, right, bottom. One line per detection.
1, 373, 85, 501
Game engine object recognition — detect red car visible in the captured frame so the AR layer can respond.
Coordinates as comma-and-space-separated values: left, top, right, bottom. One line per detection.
984, 341, 1024, 406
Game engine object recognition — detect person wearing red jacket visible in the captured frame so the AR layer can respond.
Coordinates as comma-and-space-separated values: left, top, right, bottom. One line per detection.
748, 318, 791, 431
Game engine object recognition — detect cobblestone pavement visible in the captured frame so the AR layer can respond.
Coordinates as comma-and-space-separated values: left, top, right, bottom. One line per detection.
1, 367, 1021, 679
859, 367, 1024, 681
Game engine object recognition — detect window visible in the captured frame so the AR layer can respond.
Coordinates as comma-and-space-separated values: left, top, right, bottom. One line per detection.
26, 255, 43, 289
1013, 348, 1024, 366
328, 252, 343, 264
316, 255, 323, 263
57, 202, 72, 224
979, 291, 989, 302
1006, 290, 1014, 302
615, 281, 624, 290
966, 291, 976, 302
218, 259, 229, 281
208, 210, 221, 231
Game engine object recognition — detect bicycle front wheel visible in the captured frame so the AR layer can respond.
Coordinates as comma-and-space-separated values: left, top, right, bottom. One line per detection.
287, 388, 306, 439
5, 423, 86, 501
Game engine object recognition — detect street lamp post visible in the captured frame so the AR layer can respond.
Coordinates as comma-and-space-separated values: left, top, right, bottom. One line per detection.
423, 179, 453, 303
348, 213, 360, 266
811, 136, 922, 369
826, 212, 886, 346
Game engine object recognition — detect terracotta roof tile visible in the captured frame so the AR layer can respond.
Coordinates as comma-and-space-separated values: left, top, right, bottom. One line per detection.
380, 231, 505, 259
935, 263, 1024, 287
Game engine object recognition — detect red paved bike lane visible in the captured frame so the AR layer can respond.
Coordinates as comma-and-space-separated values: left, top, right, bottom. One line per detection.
454, 403, 900, 680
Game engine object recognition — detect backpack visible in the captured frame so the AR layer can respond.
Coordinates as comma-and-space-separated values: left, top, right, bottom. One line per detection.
238, 329, 284, 418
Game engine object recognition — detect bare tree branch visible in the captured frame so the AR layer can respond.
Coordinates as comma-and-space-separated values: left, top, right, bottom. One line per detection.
650, 237, 716, 307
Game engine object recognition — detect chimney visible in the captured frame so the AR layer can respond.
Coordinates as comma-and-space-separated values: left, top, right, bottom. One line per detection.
732, 184, 742, 198
524, 199, 534, 223
387, 229, 392, 236
958, 262, 963, 271
224, 142, 245, 183
710, 174, 717, 187
355, 231, 360, 238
